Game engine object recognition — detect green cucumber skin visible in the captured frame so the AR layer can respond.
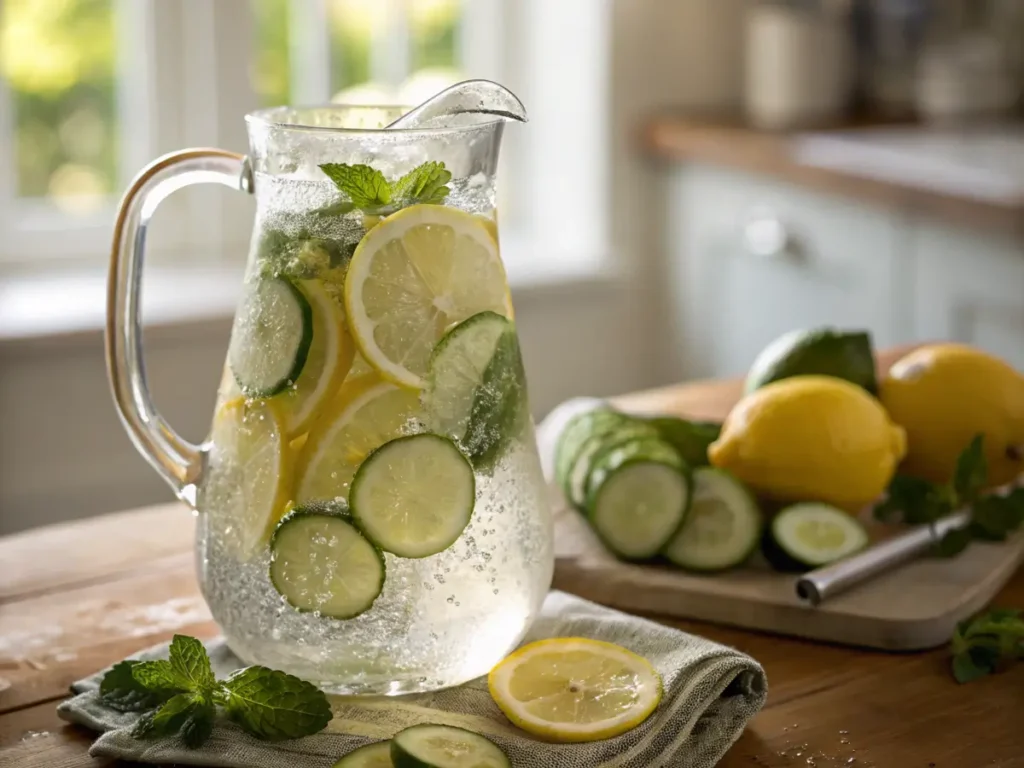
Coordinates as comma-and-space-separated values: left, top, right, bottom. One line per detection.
464, 325, 527, 472
390, 724, 511, 768
567, 421, 659, 508
349, 434, 476, 559
269, 506, 386, 619
554, 409, 624, 490
232, 278, 314, 398
662, 468, 762, 572
332, 741, 393, 767
583, 436, 682, 507
761, 504, 869, 573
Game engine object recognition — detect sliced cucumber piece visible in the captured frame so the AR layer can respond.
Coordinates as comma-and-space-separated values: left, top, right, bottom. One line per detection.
230, 277, 313, 397
567, 420, 659, 509
391, 724, 510, 768
269, 502, 385, 619
585, 439, 689, 560
350, 434, 475, 558
553, 408, 622, 490
663, 468, 762, 571
423, 311, 526, 471
334, 741, 394, 767
648, 416, 721, 467
763, 502, 870, 573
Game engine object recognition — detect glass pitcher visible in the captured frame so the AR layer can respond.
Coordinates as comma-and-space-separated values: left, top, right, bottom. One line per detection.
107, 100, 554, 695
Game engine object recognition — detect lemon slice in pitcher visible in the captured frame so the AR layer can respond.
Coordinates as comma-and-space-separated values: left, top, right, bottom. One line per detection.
488, 638, 662, 743
345, 204, 513, 389
202, 397, 292, 561
295, 373, 422, 503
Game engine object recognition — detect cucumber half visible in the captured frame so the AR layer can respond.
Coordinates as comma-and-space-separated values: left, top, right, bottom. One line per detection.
553, 408, 622, 491
350, 434, 475, 558
662, 468, 762, 571
566, 419, 658, 509
763, 502, 870, 573
230, 277, 313, 397
391, 724, 510, 768
585, 439, 690, 560
269, 502, 385, 619
333, 741, 394, 767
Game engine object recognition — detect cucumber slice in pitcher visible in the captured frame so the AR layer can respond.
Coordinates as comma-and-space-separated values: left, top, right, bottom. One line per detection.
662, 468, 763, 571
269, 502, 385, 619
391, 724, 510, 768
230, 277, 313, 397
350, 434, 475, 558
333, 741, 394, 767
762, 502, 870, 573
585, 439, 690, 560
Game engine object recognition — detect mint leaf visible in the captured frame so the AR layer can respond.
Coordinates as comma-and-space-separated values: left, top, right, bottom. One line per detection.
874, 474, 950, 525
169, 635, 216, 692
222, 666, 332, 741
319, 164, 391, 208
953, 434, 987, 504
132, 693, 199, 739
952, 651, 989, 684
393, 161, 452, 205
99, 661, 173, 713
950, 608, 1024, 683
132, 659, 191, 693
180, 699, 216, 748
936, 526, 972, 557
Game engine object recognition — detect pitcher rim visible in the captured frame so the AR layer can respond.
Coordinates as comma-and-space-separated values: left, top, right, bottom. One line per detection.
245, 104, 507, 136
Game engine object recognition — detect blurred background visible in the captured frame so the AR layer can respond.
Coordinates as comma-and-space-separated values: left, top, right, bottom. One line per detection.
1, 0, 1022, 533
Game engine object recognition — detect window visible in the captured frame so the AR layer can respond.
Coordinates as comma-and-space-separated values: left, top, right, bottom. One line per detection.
0, 0, 609, 277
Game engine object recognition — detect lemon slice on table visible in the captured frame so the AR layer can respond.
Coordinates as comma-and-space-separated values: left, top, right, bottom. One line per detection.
277, 279, 355, 437
202, 397, 292, 561
294, 373, 422, 503
488, 637, 662, 743
345, 204, 513, 389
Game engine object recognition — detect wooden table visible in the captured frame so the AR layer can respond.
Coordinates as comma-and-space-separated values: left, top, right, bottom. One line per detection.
2, 372, 1022, 768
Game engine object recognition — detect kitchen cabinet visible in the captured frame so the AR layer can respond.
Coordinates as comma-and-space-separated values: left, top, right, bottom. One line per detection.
665, 164, 905, 379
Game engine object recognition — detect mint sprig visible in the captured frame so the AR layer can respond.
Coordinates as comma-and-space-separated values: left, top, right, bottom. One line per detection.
873, 434, 1024, 556
950, 608, 1024, 683
318, 160, 452, 215
98, 634, 332, 749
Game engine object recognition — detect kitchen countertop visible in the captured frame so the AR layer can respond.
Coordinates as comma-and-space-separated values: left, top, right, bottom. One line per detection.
645, 115, 1024, 242
2, 360, 1022, 767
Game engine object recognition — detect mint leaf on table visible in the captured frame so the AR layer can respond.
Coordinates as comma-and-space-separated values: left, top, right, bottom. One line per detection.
98, 660, 173, 713
952, 434, 987, 505
320, 163, 392, 209
221, 666, 333, 741
132, 660, 191, 694
180, 699, 217, 749
392, 161, 452, 205
169, 634, 216, 692
950, 608, 1024, 683
133, 693, 202, 739
936, 526, 973, 557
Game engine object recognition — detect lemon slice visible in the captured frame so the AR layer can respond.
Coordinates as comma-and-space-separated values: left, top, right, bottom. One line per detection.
277, 279, 355, 436
202, 397, 292, 561
295, 373, 422, 503
345, 204, 513, 389
488, 637, 662, 742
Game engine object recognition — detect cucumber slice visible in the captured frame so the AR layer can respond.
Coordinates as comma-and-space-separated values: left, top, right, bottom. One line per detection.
662, 468, 762, 571
553, 408, 622, 491
648, 416, 721, 467
585, 439, 689, 560
334, 741, 393, 767
391, 724, 510, 768
269, 502, 385, 619
567, 420, 659, 509
230, 277, 313, 397
423, 311, 526, 471
350, 434, 475, 558
763, 502, 870, 573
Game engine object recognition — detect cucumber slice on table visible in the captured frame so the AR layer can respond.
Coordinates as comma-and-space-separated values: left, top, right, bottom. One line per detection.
762, 502, 869, 573
350, 434, 475, 558
423, 311, 526, 470
269, 502, 385, 619
585, 438, 690, 560
566, 419, 659, 509
391, 724, 510, 768
230, 277, 313, 397
662, 468, 763, 571
333, 741, 394, 767
553, 408, 622, 490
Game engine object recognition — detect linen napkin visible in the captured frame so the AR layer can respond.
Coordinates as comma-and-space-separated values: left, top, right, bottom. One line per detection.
58, 591, 766, 768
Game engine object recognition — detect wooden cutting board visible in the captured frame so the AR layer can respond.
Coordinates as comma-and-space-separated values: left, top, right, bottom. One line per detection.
537, 374, 1024, 651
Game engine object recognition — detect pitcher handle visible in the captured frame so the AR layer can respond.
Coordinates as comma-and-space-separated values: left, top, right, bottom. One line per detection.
106, 148, 253, 503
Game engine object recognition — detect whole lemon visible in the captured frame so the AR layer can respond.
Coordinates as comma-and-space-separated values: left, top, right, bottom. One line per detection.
879, 344, 1024, 488
708, 375, 906, 510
